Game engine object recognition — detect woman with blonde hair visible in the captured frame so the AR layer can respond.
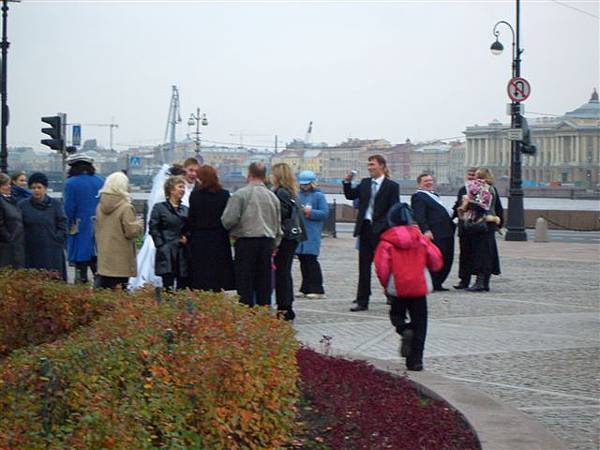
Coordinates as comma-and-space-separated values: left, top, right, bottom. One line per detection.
271, 163, 305, 321
95, 172, 143, 290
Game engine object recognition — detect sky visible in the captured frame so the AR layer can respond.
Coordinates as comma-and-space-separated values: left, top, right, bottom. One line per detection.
8, 0, 600, 151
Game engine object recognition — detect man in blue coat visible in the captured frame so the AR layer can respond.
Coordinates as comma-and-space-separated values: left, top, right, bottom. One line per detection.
63, 154, 104, 284
295, 171, 329, 299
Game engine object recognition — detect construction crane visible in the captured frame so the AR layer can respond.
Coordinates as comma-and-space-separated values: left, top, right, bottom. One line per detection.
81, 121, 119, 152
305, 121, 313, 145
164, 85, 182, 163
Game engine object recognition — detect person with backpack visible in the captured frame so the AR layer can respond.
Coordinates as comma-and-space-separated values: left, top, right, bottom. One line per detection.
374, 203, 443, 371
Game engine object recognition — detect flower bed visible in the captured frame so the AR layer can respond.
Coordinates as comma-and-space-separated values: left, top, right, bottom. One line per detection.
0, 269, 114, 356
0, 290, 299, 449
297, 347, 479, 450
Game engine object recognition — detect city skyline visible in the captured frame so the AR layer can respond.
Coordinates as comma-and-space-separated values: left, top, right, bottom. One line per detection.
8, 1, 599, 151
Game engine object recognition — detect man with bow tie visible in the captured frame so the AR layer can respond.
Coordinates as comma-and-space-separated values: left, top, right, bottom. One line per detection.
343, 155, 400, 311
411, 173, 455, 291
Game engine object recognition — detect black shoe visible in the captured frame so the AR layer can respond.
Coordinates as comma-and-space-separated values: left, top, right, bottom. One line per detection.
433, 286, 449, 292
453, 282, 469, 290
400, 329, 413, 358
350, 305, 368, 312
407, 363, 423, 372
467, 275, 486, 292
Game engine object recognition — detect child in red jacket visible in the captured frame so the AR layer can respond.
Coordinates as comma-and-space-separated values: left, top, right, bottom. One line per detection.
374, 203, 443, 371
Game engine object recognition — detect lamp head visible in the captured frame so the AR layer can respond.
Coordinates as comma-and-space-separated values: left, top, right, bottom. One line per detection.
490, 39, 504, 55
187, 116, 195, 127
201, 113, 208, 126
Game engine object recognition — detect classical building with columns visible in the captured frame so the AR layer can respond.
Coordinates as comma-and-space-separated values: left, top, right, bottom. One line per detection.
464, 90, 600, 187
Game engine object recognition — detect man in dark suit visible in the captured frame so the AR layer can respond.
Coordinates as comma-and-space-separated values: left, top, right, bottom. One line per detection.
411, 173, 455, 291
343, 154, 400, 311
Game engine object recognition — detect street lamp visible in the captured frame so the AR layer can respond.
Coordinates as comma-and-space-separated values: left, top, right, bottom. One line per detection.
490, 0, 527, 241
187, 108, 208, 163
0, 0, 19, 174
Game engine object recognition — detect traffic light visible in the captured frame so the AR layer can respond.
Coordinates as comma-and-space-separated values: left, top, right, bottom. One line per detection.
41, 115, 64, 151
517, 114, 537, 156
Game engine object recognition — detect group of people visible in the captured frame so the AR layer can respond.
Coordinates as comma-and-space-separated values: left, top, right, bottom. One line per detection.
344, 155, 504, 371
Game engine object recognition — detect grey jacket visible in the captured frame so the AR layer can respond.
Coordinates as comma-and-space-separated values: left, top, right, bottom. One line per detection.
221, 182, 282, 247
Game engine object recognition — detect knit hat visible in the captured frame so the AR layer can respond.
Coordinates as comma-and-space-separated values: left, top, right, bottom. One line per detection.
387, 202, 413, 227
28, 172, 49, 188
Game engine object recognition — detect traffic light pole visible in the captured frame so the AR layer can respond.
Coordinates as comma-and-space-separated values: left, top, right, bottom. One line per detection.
0, 0, 10, 174
504, 0, 527, 241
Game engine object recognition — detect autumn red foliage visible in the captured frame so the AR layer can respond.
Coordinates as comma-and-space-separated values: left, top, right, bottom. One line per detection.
297, 347, 480, 450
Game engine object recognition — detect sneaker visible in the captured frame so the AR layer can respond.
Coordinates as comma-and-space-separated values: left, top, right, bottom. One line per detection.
400, 329, 414, 358
406, 363, 423, 372
305, 293, 327, 299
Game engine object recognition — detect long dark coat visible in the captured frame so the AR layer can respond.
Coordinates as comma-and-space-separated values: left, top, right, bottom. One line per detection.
149, 201, 189, 277
0, 195, 25, 269
186, 188, 235, 291
19, 196, 68, 280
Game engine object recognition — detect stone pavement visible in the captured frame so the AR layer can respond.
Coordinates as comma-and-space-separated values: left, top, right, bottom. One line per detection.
292, 234, 600, 450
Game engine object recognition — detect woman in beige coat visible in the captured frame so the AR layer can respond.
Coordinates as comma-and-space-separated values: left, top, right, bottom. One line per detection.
95, 172, 143, 290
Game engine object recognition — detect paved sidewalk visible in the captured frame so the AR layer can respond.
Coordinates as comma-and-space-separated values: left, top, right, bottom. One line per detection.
293, 235, 600, 450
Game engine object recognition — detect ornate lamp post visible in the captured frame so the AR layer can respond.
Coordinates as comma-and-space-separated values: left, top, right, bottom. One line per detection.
187, 108, 208, 163
491, 0, 527, 241
0, 0, 20, 174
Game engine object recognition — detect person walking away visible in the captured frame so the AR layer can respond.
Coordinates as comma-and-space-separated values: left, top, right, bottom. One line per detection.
19, 172, 67, 280
271, 163, 306, 321
148, 175, 189, 291
95, 172, 143, 290
456, 168, 503, 292
295, 170, 329, 299
63, 154, 104, 284
221, 162, 282, 308
410, 173, 455, 291
10, 171, 31, 203
452, 167, 478, 289
186, 165, 234, 291
0, 173, 25, 269
374, 203, 443, 371
343, 154, 400, 311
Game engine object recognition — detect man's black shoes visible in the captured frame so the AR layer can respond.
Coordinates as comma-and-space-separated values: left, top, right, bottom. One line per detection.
350, 305, 368, 312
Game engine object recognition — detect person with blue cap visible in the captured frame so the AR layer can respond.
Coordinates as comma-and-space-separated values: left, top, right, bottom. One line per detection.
374, 202, 443, 371
295, 170, 329, 299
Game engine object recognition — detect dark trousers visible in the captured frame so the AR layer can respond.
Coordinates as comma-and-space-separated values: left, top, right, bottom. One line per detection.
74, 259, 97, 284
457, 231, 473, 284
234, 237, 274, 308
431, 236, 454, 289
357, 221, 378, 306
389, 296, 428, 368
162, 274, 189, 291
274, 239, 298, 320
98, 276, 128, 290
298, 254, 325, 295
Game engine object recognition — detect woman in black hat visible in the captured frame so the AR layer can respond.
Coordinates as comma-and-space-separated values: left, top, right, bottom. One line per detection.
19, 172, 68, 280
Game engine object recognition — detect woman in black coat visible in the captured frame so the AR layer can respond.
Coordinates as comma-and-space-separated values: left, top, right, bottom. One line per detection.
0, 173, 25, 269
19, 173, 67, 280
149, 175, 189, 290
186, 165, 234, 291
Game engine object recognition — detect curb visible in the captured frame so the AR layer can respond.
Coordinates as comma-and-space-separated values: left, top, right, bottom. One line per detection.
320, 348, 566, 450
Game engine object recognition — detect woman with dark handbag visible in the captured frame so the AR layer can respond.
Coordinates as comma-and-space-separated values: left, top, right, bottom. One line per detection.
148, 175, 189, 291
457, 168, 503, 292
271, 163, 305, 321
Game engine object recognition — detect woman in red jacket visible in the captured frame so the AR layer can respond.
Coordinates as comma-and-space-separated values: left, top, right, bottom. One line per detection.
374, 203, 443, 371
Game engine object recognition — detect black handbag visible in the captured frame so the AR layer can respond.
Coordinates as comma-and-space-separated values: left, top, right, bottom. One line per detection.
277, 190, 307, 242
461, 219, 488, 235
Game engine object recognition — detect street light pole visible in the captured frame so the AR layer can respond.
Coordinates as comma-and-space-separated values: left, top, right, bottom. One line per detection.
491, 0, 527, 241
0, 0, 19, 174
187, 108, 208, 163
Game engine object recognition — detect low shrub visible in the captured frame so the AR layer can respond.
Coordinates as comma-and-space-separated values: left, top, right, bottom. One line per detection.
0, 269, 114, 356
0, 290, 299, 449
297, 347, 479, 450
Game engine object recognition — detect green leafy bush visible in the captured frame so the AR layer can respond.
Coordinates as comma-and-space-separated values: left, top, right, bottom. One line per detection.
0, 289, 299, 449
0, 269, 114, 356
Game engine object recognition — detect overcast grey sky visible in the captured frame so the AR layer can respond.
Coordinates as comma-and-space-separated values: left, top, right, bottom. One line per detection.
8, 0, 599, 150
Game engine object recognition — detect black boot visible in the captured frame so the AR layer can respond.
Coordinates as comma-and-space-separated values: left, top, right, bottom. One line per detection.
467, 275, 486, 292
483, 274, 491, 292
453, 277, 471, 289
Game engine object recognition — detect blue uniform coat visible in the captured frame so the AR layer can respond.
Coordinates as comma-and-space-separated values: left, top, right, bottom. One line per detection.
295, 189, 329, 256
63, 174, 104, 263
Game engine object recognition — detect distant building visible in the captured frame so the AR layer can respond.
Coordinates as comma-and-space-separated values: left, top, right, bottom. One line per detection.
464, 89, 600, 187
409, 141, 452, 184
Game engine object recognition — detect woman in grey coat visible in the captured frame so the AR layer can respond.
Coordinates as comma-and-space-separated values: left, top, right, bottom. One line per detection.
149, 175, 189, 290
0, 172, 25, 269
19, 172, 67, 280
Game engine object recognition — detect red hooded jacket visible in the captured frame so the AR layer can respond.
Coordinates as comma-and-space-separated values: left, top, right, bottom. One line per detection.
374, 225, 443, 298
